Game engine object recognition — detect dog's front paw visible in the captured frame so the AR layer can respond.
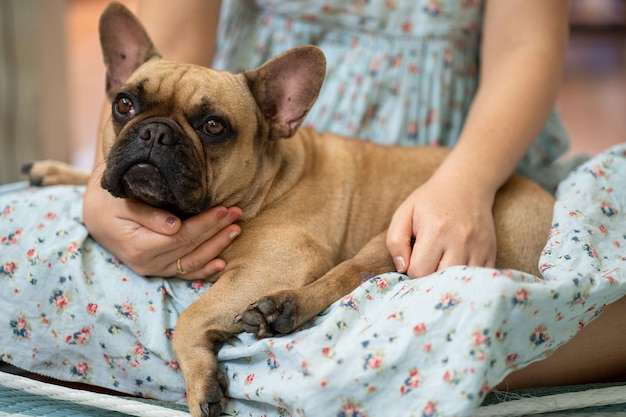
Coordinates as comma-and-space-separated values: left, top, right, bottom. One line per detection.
237, 294, 297, 337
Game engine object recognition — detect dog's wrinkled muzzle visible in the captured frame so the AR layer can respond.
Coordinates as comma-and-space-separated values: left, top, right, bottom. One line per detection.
101, 119, 211, 219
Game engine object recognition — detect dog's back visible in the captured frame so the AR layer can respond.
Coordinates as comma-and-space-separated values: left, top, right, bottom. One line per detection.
286, 128, 554, 276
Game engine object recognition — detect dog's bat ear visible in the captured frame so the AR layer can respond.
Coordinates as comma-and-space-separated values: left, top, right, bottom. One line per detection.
99, 2, 160, 100
244, 46, 326, 139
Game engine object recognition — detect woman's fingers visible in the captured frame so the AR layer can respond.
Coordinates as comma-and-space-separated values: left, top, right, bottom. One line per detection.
169, 219, 241, 280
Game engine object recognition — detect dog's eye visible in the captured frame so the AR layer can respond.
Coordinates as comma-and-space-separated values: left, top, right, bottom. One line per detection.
115, 96, 135, 116
203, 117, 226, 136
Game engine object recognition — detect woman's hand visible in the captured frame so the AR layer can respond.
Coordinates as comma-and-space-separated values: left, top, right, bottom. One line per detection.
83, 175, 241, 281
386, 174, 497, 278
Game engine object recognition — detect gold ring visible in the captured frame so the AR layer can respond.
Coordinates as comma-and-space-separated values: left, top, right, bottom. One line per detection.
176, 258, 187, 275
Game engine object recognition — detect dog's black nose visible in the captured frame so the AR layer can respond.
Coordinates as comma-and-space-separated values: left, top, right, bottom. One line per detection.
138, 122, 177, 146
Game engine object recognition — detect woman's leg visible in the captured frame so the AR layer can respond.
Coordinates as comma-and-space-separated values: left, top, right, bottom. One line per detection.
498, 295, 626, 390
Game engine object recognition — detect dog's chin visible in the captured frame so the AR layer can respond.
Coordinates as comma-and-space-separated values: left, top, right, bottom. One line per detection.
105, 163, 198, 219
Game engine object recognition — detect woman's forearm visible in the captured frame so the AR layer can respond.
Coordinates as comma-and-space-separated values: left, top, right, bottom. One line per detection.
434, 0, 570, 196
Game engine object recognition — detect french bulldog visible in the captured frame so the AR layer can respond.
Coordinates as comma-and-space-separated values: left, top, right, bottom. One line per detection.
26, 3, 555, 416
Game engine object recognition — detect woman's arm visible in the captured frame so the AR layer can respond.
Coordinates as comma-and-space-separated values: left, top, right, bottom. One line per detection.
386, 0, 570, 278
137, 0, 221, 67
83, 0, 241, 280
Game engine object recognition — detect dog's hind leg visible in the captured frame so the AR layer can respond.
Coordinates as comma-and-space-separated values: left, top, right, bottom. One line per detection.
238, 231, 395, 337
22, 160, 90, 186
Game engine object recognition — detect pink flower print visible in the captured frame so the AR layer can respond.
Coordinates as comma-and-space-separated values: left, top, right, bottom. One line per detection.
513, 289, 528, 305
0, 229, 22, 246
364, 354, 382, 370
68, 242, 79, 255
50, 289, 68, 310
423, 401, 437, 417
66, 327, 91, 345
423, 0, 442, 16
369, 58, 380, 76
443, 370, 461, 385
115, 300, 136, 321
591, 165, 605, 177
407, 120, 419, 139
244, 373, 255, 385
10, 315, 30, 339
391, 53, 403, 68
400, 369, 420, 395
2, 206, 11, 217
401, 21, 413, 33
373, 277, 388, 290
135, 343, 146, 357
363, 383, 376, 394
45, 212, 57, 220
443, 48, 453, 67
322, 347, 334, 358
164, 328, 175, 340
435, 293, 460, 311
125, 342, 150, 367
338, 400, 367, 417
1, 261, 16, 276
599, 225, 608, 235
189, 280, 205, 292
340, 295, 358, 310
385, 0, 396, 9
166, 360, 180, 372
387, 312, 403, 321
473, 329, 490, 347
266, 352, 278, 371
423, 343, 432, 353
506, 353, 518, 363
300, 361, 311, 377
71, 362, 89, 379
86, 303, 98, 315
530, 326, 549, 346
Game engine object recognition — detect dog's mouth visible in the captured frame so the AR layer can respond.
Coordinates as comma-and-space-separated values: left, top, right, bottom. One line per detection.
119, 162, 175, 205
102, 159, 208, 219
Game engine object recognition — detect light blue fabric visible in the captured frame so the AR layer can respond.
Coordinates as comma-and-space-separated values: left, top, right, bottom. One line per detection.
1, 144, 625, 416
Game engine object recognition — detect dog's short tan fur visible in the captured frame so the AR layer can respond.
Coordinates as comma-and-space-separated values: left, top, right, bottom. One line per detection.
26, 3, 555, 417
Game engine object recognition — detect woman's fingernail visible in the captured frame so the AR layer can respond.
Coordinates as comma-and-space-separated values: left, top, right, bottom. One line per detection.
394, 256, 406, 273
164, 216, 177, 229
228, 230, 240, 240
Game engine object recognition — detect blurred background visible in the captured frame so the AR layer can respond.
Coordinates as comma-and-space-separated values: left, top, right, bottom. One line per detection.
0, 0, 624, 184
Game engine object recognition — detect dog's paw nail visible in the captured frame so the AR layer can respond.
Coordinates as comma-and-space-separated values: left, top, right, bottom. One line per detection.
233, 314, 242, 323
199, 402, 221, 417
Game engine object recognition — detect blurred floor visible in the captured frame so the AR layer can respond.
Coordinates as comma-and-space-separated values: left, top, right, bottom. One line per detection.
66, 0, 625, 169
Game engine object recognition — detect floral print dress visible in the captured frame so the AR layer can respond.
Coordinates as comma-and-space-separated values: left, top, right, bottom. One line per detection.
3, 1, 623, 417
